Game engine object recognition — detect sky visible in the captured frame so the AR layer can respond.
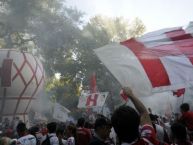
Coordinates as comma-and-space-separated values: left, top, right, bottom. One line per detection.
66, 0, 193, 32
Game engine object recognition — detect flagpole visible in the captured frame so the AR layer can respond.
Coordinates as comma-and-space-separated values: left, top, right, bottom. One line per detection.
181, 88, 186, 105
87, 72, 97, 116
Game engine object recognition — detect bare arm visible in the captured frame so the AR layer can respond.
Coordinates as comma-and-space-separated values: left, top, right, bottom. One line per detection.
123, 87, 152, 126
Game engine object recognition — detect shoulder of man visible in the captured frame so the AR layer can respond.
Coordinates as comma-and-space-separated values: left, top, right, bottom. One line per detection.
140, 138, 168, 145
49, 135, 59, 143
89, 136, 106, 145
17, 135, 36, 145
78, 128, 90, 135
140, 124, 162, 145
18, 134, 36, 141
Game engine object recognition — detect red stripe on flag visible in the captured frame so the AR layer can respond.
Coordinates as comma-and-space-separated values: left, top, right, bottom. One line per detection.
166, 29, 193, 65
173, 88, 185, 97
121, 38, 170, 88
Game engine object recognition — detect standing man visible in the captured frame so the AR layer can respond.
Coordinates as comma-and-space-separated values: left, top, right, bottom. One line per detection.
17, 122, 37, 145
89, 117, 111, 145
179, 103, 193, 141
111, 87, 164, 145
76, 118, 91, 145
41, 122, 59, 145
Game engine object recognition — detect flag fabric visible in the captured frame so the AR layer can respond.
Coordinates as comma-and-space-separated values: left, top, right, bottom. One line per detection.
53, 103, 70, 122
78, 91, 108, 108
94, 22, 193, 97
90, 72, 97, 93
87, 72, 97, 114
120, 89, 129, 102
173, 88, 185, 97
164, 100, 173, 119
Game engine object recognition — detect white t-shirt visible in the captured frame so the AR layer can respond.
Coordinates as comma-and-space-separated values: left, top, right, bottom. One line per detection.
17, 134, 36, 145
49, 133, 59, 145
155, 124, 164, 142
41, 133, 59, 145
62, 139, 67, 145
109, 127, 116, 144
66, 137, 75, 145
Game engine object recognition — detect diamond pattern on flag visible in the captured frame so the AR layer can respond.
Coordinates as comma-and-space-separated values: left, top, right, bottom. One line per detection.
94, 22, 193, 97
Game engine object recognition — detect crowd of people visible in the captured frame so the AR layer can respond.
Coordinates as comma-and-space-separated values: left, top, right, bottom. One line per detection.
0, 87, 193, 145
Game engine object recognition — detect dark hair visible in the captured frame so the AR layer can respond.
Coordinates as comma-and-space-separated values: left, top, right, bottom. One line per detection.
47, 122, 57, 133
67, 125, 76, 136
77, 118, 85, 127
94, 117, 111, 131
171, 123, 187, 142
111, 105, 140, 143
56, 127, 65, 136
180, 103, 190, 112
84, 121, 93, 129
29, 126, 39, 136
67, 124, 77, 145
17, 122, 27, 133
149, 114, 158, 122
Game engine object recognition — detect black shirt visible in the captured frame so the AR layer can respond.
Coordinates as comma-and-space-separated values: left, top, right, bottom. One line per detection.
89, 136, 107, 145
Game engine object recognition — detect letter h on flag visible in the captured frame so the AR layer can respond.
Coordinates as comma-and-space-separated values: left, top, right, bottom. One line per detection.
86, 93, 98, 106
78, 92, 108, 108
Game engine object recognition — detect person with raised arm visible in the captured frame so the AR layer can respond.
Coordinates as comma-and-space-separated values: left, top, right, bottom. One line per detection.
111, 87, 167, 145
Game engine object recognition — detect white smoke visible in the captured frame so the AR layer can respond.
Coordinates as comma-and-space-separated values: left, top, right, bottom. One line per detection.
126, 87, 193, 116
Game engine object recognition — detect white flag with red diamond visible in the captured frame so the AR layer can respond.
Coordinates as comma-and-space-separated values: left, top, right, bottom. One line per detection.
94, 22, 193, 97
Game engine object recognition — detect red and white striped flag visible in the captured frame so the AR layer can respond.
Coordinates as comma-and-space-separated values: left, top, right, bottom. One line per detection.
94, 22, 193, 97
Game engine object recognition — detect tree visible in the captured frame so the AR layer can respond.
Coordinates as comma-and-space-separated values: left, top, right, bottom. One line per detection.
73, 15, 146, 112
0, 0, 83, 55
82, 15, 145, 44
43, 15, 146, 117
0, 0, 84, 118
0, 1, 146, 119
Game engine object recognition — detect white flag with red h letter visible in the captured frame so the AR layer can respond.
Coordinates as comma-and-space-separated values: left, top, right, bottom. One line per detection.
94, 22, 193, 97
78, 91, 108, 108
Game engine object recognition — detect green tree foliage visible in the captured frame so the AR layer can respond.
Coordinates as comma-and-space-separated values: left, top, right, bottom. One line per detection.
83, 15, 145, 44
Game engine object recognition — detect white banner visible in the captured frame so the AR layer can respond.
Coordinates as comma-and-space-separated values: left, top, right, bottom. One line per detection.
53, 103, 70, 122
78, 92, 108, 108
